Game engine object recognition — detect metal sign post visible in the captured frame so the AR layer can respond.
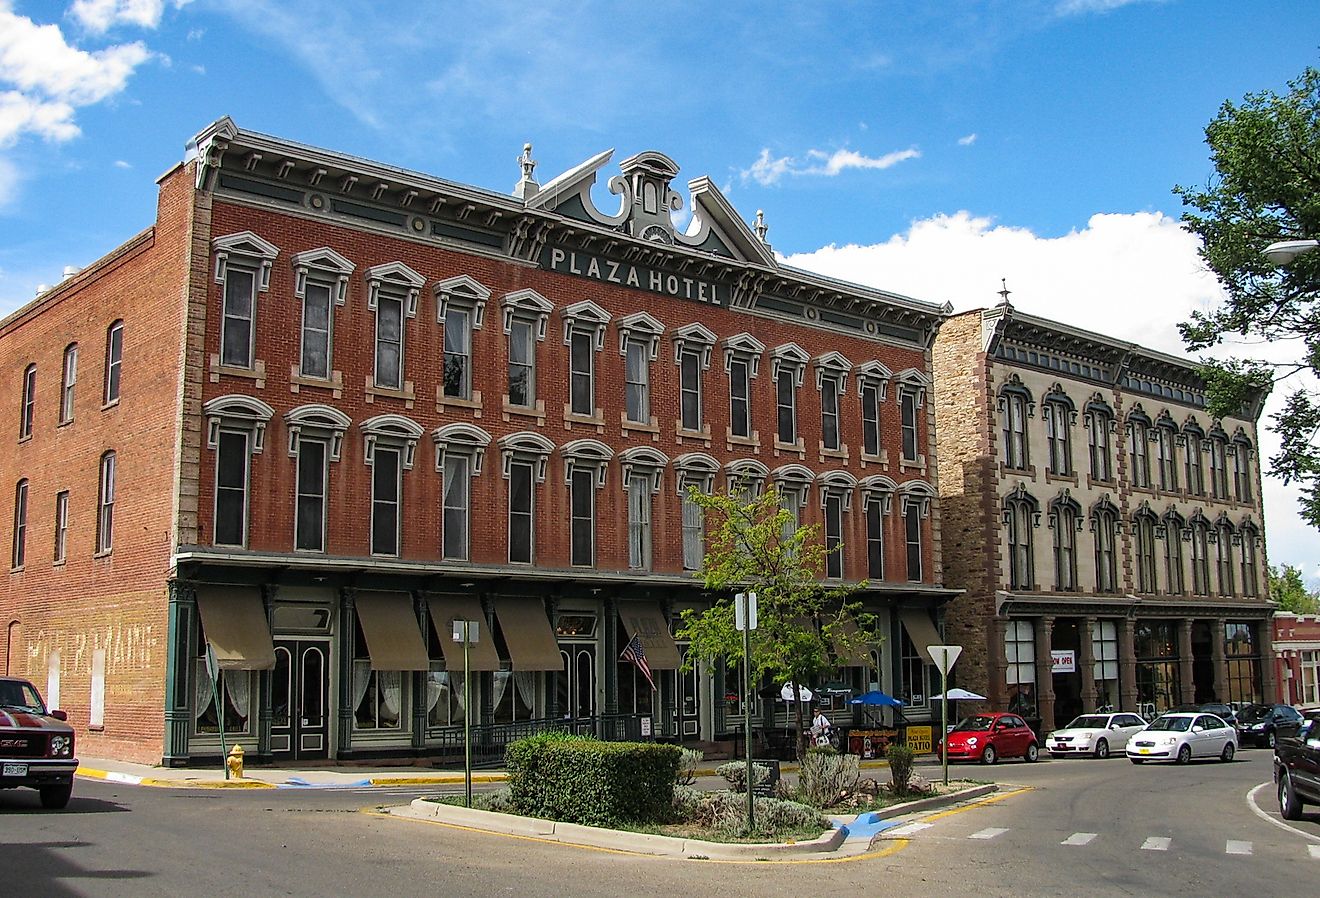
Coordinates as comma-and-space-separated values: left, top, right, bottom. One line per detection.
205, 644, 229, 780
453, 620, 480, 808
735, 591, 757, 832
925, 644, 962, 787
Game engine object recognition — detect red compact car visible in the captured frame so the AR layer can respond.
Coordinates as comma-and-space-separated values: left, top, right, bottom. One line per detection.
936, 712, 1040, 764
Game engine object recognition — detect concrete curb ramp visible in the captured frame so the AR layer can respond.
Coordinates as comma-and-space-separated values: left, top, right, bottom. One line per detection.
394, 783, 998, 860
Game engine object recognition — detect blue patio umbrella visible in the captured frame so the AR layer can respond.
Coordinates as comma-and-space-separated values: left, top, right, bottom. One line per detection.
849, 690, 903, 707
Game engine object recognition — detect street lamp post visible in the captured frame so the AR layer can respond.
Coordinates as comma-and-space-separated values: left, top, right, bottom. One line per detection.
735, 591, 758, 832
1263, 239, 1320, 265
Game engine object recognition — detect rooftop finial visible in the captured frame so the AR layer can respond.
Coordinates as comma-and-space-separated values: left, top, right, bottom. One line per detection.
514, 142, 540, 200
997, 277, 1012, 308
754, 209, 768, 243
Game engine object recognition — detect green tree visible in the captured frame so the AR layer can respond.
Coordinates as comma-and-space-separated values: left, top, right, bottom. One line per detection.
1269, 563, 1320, 614
1174, 66, 1320, 527
676, 485, 874, 759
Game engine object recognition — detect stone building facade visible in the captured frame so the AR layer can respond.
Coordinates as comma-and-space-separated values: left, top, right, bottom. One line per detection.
0, 118, 955, 766
934, 303, 1273, 734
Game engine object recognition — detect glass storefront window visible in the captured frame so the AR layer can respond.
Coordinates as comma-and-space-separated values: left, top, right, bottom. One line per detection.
1004, 620, 1036, 717
1135, 621, 1179, 717
1090, 620, 1119, 711
1224, 621, 1261, 706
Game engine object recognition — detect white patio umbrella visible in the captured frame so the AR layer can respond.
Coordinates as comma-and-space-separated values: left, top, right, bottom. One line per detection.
781, 683, 814, 702
929, 688, 987, 701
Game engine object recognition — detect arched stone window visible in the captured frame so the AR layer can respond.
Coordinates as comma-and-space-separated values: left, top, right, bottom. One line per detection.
1002, 484, 1039, 591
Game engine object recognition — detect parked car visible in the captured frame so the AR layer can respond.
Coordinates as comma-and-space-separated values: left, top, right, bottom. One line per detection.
936, 712, 1039, 765
1048, 712, 1148, 759
0, 676, 77, 808
1170, 702, 1238, 728
1236, 703, 1305, 749
1126, 712, 1237, 764
1274, 713, 1320, 819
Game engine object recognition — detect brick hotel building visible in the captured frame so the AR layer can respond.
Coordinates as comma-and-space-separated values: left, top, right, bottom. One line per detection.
0, 118, 955, 765
934, 303, 1273, 734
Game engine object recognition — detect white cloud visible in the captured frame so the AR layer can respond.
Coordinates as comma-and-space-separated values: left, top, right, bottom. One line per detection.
742, 145, 920, 186
784, 209, 1319, 571
958, 133, 977, 146
113, 159, 130, 168
0, 8, 151, 105
0, 155, 18, 208
70, 0, 166, 33
0, 91, 78, 146
1056, 0, 1163, 15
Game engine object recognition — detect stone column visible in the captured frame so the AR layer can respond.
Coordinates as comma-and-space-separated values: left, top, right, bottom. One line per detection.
1212, 617, 1229, 704
1259, 619, 1279, 705
1119, 617, 1138, 714
162, 580, 198, 767
336, 588, 356, 758
411, 591, 429, 750
603, 595, 619, 718
1178, 619, 1196, 704
1079, 616, 1096, 713
990, 618, 1009, 709
480, 591, 496, 728
257, 584, 278, 760
1035, 616, 1056, 733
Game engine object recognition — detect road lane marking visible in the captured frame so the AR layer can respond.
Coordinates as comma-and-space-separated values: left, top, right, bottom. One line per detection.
1141, 837, 1170, 851
968, 828, 1008, 840
1246, 781, 1320, 844
1061, 832, 1097, 846
1226, 840, 1252, 855
887, 823, 933, 837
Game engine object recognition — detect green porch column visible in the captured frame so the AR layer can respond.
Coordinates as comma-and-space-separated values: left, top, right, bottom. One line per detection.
162, 580, 197, 766
603, 595, 619, 718
336, 588, 356, 757
256, 584, 278, 760
411, 591, 429, 750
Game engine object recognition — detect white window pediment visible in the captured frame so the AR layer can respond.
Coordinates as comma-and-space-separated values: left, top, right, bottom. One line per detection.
725, 458, 769, 496
899, 480, 935, 517
499, 431, 555, 482
561, 300, 611, 349
816, 469, 858, 511
433, 422, 492, 475
722, 332, 765, 378
501, 288, 553, 339
364, 261, 425, 316
896, 368, 931, 407
770, 342, 809, 386
560, 438, 614, 487
814, 352, 852, 392
673, 452, 720, 495
284, 403, 352, 460
859, 474, 897, 514
619, 446, 669, 494
616, 311, 665, 360
361, 413, 424, 469
291, 247, 354, 306
213, 230, 279, 291
855, 360, 892, 401
203, 394, 275, 453
435, 275, 491, 330
771, 463, 814, 508
672, 322, 717, 368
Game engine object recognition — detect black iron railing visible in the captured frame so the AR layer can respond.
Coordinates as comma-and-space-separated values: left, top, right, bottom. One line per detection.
425, 713, 648, 767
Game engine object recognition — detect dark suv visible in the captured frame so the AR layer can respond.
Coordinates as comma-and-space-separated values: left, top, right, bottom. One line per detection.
1237, 703, 1304, 749
0, 676, 77, 808
1170, 702, 1238, 728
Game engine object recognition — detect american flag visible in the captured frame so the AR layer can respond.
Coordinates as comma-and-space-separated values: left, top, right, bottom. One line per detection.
620, 633, 656, 691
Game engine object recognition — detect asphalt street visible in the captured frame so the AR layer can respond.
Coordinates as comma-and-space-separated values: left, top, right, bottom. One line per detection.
0, 748, 1313, 897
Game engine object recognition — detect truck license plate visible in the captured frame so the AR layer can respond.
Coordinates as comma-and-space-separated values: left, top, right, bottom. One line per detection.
2, 763, 28, 776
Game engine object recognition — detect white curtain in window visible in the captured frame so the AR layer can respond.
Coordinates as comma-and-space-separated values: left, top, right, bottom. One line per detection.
514, 671, 536, 711
379, 670, 402, 719
426, 671, 445, 714
224, 671, 251, 721
194, 659, 215, 722
493, 670, 511, 713
451, 672, 467, 712
352, 660, 372, 711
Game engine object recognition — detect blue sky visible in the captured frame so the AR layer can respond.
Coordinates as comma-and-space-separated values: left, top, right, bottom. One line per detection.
1, 0, 1318, 580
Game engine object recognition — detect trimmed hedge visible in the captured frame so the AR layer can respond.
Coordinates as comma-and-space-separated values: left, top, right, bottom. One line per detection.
505, 733, 682, 826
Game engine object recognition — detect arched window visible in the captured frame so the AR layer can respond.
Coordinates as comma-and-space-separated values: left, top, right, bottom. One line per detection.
1207, 425, 1230, 500
103, 320, 123, 404
1002, 485, 1039, 590
1084, 395, 1114, 482
1154, 413, 1179, 492
1189, 513, 1212, 596
1126, 406, 1152, 489
1240, 520, 1260, 597
1091, 498, 1120, 593
434, 423, 493, 562
1182, 419, 1205, 497
1215, 516, 1236, 596
561, 439, 614, 568
1162, 509, 1186, 594
1231, 430, 1254, 503
97, 451, 116, 555
1042, 385, 1075, 476
1049, 491, 1081, 591
59, 343, 77, 425
1132, 505, 1159, 594
19, 363, 35, 440
11, 479, 27, 569
998, 376, 1034, 470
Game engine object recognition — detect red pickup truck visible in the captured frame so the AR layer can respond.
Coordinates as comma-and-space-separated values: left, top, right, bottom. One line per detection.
0, 676, 77, 809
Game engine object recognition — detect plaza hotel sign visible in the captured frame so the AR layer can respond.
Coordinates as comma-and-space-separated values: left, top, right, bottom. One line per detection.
542, 245, 728, 306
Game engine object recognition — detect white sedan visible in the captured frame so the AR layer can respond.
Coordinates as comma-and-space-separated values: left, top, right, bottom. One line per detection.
1126, 712, 1238, 764
1048, 712, 1148, 759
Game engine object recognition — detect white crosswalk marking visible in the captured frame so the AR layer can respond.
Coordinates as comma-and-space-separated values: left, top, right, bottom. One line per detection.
887, 822, 933, 837
1308, 845, 1320, 860
1226, 841, 1253, 856
1061, 832, 1097, 846
1141, 837, 1171, 851
969, 827, 1008, 840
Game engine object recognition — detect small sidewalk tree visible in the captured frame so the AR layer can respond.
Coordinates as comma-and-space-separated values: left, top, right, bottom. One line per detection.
677, 484, 875, 759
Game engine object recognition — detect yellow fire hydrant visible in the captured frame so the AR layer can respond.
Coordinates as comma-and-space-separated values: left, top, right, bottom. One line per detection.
225, 744, 245, 780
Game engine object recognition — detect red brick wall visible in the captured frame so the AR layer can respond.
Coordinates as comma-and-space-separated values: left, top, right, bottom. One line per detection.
198, 201, 939, 583
0, 164, 194, 763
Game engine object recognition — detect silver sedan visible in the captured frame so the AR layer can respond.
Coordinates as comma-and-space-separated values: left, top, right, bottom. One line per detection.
1126, 712, 1237, 764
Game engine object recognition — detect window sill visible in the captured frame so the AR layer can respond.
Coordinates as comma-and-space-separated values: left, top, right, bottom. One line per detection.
100, 399, 120, 412
88, 725, 105, 733
899, 454, 927, 474
773, 437, 805, 459
290, 366, 344, 399
1044, 470, 1078, 486
621, 413, 660, 441
8, 565, 22, 574
52, 560, 65, 569
209, 354, 266, 388
726, 428, 761, 453
93, 550, 112, 559
436, 387, 483, 418
1086, 476, 1116, 490
674, 422, 712, 448
859, 449, 890, 471
562, 405, 605, 434
819, 442, 850, 464
1000, 463, 1037, 478
365, 377, 416, 410
17, 434, 31, 445
57, 418, 73, 429
503, 397, 546, 426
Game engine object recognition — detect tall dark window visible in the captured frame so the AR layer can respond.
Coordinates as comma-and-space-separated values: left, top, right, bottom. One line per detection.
824, 494, 843, 579
1006, 498, 1035, 590
436, 454, 467, 561
1216, 524, 1236, 596
1155, 424, 1178, 491
729, 359, 750, 438
570, 468, 594, 567
103, 320, 123, 404
681, 489, 703, 571
300, 281, 332, 379
905, 502, 922, 582
627, 474, 652, 570
1241, 528, 1259, 597
19, 363, 35, 440
509, 461, 534, 564
443, 306, 471, 399
1184, 433, 1204, 496
900, 389, 919, 461
374, 294, 404, 390
59, 343, 77, 425
1163, 517, 1185, 594
53, 490, 68, 564
625, 340, 650, 424
1135, 514, 1158, 593
866, 501, 884, 579
821, 379, 841, 451
1053, 504, 1078, 591
221, 266, 256, 368
776, 369, 796, 444
1086, 405, 1112, 481
11, 479, 27, 569
1043, 401, 1071, 476
1209, 436, 1229, 500
679, 350, 701, 432
508, 319, 534, 408
861, 383, 881, 457
370, 446, 400, 556
1093, 509, 1118, 593
569, 330, 593, 416
295, 438, 327, 552
215, 430, 249, 547
1233, 440, 1253, 502
97, 450, 115, 554
1002, 391, 1028, 468
1128, 418, 1150, 488
1190, 520, 1211, 596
